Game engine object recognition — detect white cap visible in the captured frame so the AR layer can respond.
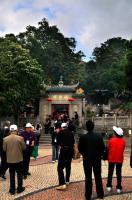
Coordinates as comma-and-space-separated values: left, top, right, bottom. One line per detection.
10, 124, 17, 131
25, 123, 32, 128
113, 126, 123, 136
61, 123, 67, 128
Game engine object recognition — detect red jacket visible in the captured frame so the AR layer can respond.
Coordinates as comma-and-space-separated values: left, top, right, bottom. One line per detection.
108, 136, 125, 163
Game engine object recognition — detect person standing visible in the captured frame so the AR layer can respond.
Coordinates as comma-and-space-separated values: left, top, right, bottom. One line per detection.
130, 136, 132, 168
51, 125, 59, 163
78, 120, 105, 200
31, 124, 42, 160
21, 123, 35, 179
0, 121, 10, 179
56, 122, 75, 190
74, 111, 79, 126
44, 118, 51, 134
106, 126, 125, 194
3, 124, 26, 195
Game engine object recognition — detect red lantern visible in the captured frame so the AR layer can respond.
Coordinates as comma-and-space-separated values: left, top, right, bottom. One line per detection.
68, 97, 75, 102
47, 97, 52, 102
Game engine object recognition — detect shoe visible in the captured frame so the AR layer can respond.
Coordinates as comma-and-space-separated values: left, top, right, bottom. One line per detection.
23, 175, 27, 179
17, 187, 25, 193
85, 195, 91, 200
0, 174, 6, 179
107, 187, 112, 192
9, 190, 15, 195
27, 172, 31, 175
117, 189, 122, 194
56, 184, 66, 190
66, 182, 70, 185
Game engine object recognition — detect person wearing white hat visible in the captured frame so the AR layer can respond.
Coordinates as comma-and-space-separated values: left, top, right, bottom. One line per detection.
61, 122, 67, 128
3, 124, 26, 195
21, 123, 35, 179
56, 121, 75, 190
106, 126, 126, 194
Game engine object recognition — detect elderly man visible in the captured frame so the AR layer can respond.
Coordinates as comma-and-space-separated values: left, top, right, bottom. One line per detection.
21, 123, 35, 179
3, 124, 26, 195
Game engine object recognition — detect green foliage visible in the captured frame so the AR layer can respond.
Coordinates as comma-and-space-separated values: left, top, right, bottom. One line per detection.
93, 37, 128, 68
17, 18, 85, 85
121, 102, 132, 111
125, 39, 132, 91
86, 37, 128, 94
0, 37, 42, 122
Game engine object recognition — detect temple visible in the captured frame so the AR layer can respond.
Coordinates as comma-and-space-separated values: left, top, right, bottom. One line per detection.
39, 77, 85, 125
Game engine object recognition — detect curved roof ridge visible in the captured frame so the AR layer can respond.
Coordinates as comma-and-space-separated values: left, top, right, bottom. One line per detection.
42, 81, 79, 89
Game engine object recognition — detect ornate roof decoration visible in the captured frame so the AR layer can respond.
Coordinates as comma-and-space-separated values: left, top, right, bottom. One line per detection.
41, 76, 79, 92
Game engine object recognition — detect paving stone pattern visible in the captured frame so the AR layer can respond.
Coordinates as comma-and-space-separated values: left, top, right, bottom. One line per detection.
0, 145, 132, 200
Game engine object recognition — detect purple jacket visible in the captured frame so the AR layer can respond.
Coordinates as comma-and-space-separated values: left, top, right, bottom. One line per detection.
21, 131, 35, 151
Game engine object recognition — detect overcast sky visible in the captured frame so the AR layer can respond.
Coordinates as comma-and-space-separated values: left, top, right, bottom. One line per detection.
0, 0, 132, 60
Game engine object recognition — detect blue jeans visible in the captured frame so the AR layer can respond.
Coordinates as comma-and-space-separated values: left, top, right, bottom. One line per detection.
52, 144, 59, 161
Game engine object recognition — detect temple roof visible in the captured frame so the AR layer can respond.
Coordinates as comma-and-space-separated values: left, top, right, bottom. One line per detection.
46, 86, 77, 92
41, 76, 79, 93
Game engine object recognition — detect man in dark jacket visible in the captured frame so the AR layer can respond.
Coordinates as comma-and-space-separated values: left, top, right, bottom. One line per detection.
56, 122, 75, 190
78, 120, 105, 200
0, 121, 10, 179
130, 138, 132, 168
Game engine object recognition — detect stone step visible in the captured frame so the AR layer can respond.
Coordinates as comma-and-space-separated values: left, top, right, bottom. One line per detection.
39, 134, 51, 145
39, 131, 80, 145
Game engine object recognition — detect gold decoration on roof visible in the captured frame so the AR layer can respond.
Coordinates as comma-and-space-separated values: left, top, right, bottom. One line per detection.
76, 88, 84, 94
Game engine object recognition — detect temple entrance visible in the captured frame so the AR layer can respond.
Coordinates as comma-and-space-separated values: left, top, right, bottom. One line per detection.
52, 104, 69, 117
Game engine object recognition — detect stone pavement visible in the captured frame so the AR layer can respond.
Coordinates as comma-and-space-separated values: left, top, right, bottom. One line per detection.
0, 145, 132, 200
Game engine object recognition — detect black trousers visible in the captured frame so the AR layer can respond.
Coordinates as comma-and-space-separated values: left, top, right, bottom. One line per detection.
0, 150, 8, 175
23, 149, 32, 175
107, 162, 122, 189
83, 159, 104, 199
57, 148, 73, 185
8, 162, 23, 192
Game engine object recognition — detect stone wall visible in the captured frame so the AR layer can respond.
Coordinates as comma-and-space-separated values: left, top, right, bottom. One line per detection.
89, 115, 132, 131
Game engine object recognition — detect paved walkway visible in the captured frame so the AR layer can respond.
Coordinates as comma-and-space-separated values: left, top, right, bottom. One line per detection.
0, 145, 132, 200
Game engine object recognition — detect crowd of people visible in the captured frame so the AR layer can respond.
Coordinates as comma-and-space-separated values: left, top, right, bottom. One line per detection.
0, 118, 132, 200
45, 113, 77, 163
0, 121, 42, 195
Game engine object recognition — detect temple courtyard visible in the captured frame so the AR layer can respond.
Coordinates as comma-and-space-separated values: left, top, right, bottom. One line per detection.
0, 143, 132, 200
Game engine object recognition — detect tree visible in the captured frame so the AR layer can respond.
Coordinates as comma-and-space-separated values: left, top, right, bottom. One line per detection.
17, 18, 85, 85
93, 37, 128, 69
0, 37, 42, 122
85, 37, 128, 95
125, 39, 132, 92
